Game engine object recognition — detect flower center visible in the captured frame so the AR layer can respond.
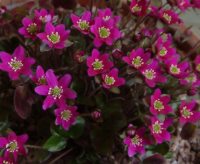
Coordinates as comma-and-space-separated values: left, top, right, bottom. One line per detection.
38, 76, 46, 85
6, 140, 18, 153
92, 59, 104, 70
186, 74, 197, 84
152, 121, 163, 134
8, 57, 23, 72
77, 19, 90, 31
98, 27, 110, 39
47, 32, 60, 44
181, 106, 193, 119
26, 23, 37, 35
143, 69, 156, 80
132, 56, 144, 68
105, 75, 115, 86
131, 4, 142, 13
48, 86, 63, 99
196, 64, 200, 72
154, 99, 164, 111
61, 110, 72, 121
170, 64, 180, 75
159, 47, 167, 57
163, 13, 172, 23
39, 15, 51, 23
103, 16, 111, 21
131, 135, 142, 146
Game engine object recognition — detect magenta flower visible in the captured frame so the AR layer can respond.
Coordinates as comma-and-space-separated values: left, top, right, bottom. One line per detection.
31, 65, 47, 85
37, 22, 70, 49
0, 46, 35, 80
71, 11, 91, 35
176, 0, 191, 11
130, 0, 149, 16
165, 56, 189, 78
97, 8, 120, 23
123, 128, 146, 157
86, 49, 113, 76
192, 0, 200, 8
140, 59, 167, 88
34, 8, 54, 23
179, 100, 200, 124
0, 132, 28, 161
156, 42, 176, 61
149, 117, 172, 144
54, 104, 78, 130
159, 9, 181, 25
194, 55, 200, 73
122, 48, 150, 70
150, 89, 172, 115
90, 9, 121, 47
102, 68, 125, 89
18, 17, 40, 39
35, 70, 77, 110
180, 72, 200, 87
156, 33, 173, 46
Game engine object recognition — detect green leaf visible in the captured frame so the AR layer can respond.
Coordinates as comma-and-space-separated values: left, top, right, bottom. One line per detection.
43, 134, 67, 152
53, 117, 85, 139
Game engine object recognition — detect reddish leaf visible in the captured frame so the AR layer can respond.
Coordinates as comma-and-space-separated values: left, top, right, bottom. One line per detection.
14, 85, 34, 119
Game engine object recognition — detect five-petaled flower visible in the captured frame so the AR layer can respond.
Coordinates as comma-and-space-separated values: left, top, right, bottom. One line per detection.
34, 8, 54, 23
91, 8, 121, 47
140, 59, 167, 88
179, 100, 200, 124
35, 69, 77, 110
102, 68, 125, 89
149, 117, 172, 144
0, 132, 28, 161
0, 46, 35, 80
18, 17, 40, 39
71, 11, 91, 35
150, 88, 172, 115
54, 104, 78, 130
37, 22, 70, 49
123, 128, 146, 157
86, 49, 113, 76
31, 65, 47, 85
123, 48, 151, 70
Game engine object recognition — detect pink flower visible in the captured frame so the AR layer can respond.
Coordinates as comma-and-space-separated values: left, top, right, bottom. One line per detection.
159, 9, 181, 25
180, 72, 200, 87
86, 49, 113, 76
194, 55, 200, 73
37, 22, 70, 49
149, 117, 172, 144
90, 9, 121, 47
34, 8, 54, 23
71, 11, 91, 34
102, 68, 125, 89
0, 132, 28, 161
54, 104, 78, 130
122, 48, 150, 70
176, 0, 191, 11
0, 46, 35, 80
97, 8, 120, 23
140, 59, 167, 88
191, 0, 200, 8
156, 42, 176, 61
35, 70, 77, 110
150, 89, 172, 115
165, 56, 189, 78
18, 17, 40, 39
31, 65, 47, 85
156, 33, 173, 46
123, 128, 146, 157
130, 0, 149, 16
179, 100, 200, 124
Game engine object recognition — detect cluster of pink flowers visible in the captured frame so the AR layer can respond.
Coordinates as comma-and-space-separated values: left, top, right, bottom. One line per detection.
123, 0, 200, 157
0, 132, 28, 163
19, 9, 70, 49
